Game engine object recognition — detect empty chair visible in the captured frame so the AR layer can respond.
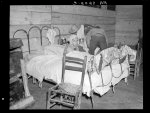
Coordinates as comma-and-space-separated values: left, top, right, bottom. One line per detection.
129, 29, 142, 79
129, 42, 141, 80
46, 45, 87, 109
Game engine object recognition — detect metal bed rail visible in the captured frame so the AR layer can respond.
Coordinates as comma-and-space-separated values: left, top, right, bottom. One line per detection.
12, 25, 61, 54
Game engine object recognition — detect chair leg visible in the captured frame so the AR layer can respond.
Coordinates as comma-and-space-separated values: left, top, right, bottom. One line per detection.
78, 92, 82, 109
74, 104, 80, 109
134, 74, 136, 80
78, 98, 81, 109
90, 96, 94, 109
74, 98, 80, 109
137, 63, 140, 77
74, 99, 78, 109
39, 82, 42, 88
90, 91, 94, 109
74, 93, 81, 109
60, 94, 62, 109
134, 65, 137, 80
46, 91, 50, 109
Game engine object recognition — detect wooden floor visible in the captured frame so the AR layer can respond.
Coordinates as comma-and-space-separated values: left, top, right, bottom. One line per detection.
26, 64, 143, 109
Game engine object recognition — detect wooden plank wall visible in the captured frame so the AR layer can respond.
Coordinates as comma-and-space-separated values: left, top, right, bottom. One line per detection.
10, 5, 52, 57
115, 5, 143, 46
51, 5, 116, 46
10, 5, 116, 57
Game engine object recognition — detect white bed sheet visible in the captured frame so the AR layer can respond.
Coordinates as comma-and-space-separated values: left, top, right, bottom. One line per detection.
26, 45, 135, 97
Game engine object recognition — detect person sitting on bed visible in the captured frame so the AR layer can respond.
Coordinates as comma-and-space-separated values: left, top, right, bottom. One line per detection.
68, 25, 87, 52
69, 24, 108, 55
67, 34, 86, 53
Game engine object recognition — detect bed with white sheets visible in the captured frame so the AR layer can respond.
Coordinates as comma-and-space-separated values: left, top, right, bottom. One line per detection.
26, 44, 136, 97
13, 25, 137, 98
12, 25, 72, 86
23, 25, 90, 88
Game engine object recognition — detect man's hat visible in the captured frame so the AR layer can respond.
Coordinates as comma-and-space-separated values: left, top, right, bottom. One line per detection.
69, 25, 80, 34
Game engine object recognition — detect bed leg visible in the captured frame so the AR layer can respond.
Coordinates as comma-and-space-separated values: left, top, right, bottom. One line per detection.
33, 77, 36, 84
125, 77, 128, 85
112, 85, 115, 94
39, 82, 42, 88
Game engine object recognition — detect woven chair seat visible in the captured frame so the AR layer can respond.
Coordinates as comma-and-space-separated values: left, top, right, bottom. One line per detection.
59, 83, 81, 95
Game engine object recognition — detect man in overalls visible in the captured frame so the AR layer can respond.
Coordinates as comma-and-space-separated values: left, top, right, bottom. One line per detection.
84, 24, 108, 55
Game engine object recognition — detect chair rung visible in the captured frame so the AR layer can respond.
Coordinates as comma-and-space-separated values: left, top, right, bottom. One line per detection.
65, 57, 84, 63
130, 66, 135, 68
50, 89, 76, 96
66, 60, 83, 65
65, 66, 83, 72
50, 98, 74, 107
130, 68, 135, 70
130, 69, 135, 70
47, 53, 86, 109
130, 70, 135, 72
130, 63, 135, 65
50, 93, 57, 99
49, 103, 56, 108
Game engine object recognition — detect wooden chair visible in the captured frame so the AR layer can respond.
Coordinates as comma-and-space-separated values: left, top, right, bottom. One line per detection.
129, 42, 141, 80
129, 29, 142, 80
46, 46, 87, 109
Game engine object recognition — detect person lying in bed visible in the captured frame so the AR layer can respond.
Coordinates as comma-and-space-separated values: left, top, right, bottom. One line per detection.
68, 25, 89, 53
67, 34, 86, 53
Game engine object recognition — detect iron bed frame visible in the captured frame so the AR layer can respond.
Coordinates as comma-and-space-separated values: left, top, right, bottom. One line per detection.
12, 25, 72, 88
13, 25, 61, 54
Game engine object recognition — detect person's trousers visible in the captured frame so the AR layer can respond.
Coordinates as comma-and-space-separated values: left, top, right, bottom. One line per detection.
89, 35, 107, 55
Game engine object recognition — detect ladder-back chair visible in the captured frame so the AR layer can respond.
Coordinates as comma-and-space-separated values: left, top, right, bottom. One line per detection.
46, 45, 87, 109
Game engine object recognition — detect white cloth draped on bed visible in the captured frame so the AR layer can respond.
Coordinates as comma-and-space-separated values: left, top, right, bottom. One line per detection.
82, 45, 136, 97
26, 46, 93, 83
26, 44, 65, 83
25, 44, 65, 62
26, 54, 62, 83
46, 29, 57, 45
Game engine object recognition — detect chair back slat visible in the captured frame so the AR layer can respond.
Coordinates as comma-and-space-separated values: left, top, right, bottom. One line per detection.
66, 56, 84, 63
66, 60, 83, 65
62, 46, 87, 87
65, 66, 83, 72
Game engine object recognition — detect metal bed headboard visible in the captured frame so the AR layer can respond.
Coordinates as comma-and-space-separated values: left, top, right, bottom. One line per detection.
13, 25, 61, 54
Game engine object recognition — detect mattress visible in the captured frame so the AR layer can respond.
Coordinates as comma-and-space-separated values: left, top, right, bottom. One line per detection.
26, 45, 135, 97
